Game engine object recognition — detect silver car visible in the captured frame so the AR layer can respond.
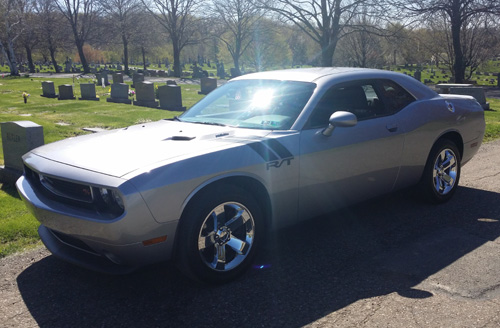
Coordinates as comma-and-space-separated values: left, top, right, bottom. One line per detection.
16, 68, 485, 283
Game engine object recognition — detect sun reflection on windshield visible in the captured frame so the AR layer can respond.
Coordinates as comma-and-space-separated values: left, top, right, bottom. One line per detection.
251, 89, 274, 109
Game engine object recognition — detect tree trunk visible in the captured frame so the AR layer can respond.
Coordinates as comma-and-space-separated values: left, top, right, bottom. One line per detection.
450, 10, 465, 83
173, 41, 181, 77
122, 33, 129, 74
49, 44, 60, 73
6, 39, 19, 76
75, 38, 90, 73
142, 46, 147, 71
25, 46, 35, 73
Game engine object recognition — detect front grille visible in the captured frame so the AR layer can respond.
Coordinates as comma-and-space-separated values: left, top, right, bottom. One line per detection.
39, 174, 93, 203
23, 165, 124, 217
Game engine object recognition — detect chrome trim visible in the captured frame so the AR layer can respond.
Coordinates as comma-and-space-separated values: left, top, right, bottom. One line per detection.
432, 148, 458, 195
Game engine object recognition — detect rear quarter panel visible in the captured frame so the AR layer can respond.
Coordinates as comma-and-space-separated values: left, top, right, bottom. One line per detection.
394, 95, 484, 190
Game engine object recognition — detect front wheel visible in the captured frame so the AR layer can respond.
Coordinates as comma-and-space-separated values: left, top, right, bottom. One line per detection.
177, 185, 264, 284
420, 139, 461, 203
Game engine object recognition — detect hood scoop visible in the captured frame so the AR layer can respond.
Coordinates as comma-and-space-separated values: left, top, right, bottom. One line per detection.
170, 135, 196, 141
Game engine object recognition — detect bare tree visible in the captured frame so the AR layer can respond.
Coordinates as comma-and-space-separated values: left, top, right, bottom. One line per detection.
210, 0, 264, 76
0, 0, 25, 76
34, 0, 69, 73
392, 0, 500, 83
19, 1, 40, 73
100, 0, 142, 74
141, 0, 201, 77
258, 0, 386, 67
55, 0, 98, 73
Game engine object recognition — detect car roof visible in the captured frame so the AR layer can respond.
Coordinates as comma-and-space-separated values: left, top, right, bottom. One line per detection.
232, 67, 366, 83
232, 67, 438, 100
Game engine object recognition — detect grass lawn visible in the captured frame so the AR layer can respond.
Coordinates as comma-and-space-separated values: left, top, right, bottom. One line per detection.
0, 76, 499, 258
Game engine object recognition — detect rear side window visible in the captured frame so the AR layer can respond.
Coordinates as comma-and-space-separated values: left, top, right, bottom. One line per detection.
377, 80, 416, 114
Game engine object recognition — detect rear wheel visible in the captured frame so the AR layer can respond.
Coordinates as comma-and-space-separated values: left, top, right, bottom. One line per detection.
177, 185, 264, 284
420, 139, 461, 203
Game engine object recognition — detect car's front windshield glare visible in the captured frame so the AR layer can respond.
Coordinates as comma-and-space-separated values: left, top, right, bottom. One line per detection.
180, 80, 316, 130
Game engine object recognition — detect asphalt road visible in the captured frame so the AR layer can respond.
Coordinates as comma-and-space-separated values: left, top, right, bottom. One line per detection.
1, 139, 499, 328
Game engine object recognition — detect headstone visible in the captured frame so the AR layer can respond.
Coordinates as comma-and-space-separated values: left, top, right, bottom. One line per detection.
1, 121, 44, 173
414, 70, 422, 82
58, 84, 76, 100
132, 73, 144, 88
132, 82, 158, 108
199, 77, 217, 95
158, 85, 186, 111
41, 81, 58, 98
497, 73, 500, 87
112, 72, 124, 84
449, 87, 489, 110
64, 62, 71, 73
158, 70, 167, 77
166, 80, 177, 86
96, 72, 110, 86
106, 83, 132, 104
79, 83, 99, 101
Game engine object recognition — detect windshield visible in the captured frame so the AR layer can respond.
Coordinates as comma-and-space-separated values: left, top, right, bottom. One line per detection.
180, 80, 316, 130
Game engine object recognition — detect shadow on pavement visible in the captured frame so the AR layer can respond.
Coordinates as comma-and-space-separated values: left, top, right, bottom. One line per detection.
17, 186, 500, 327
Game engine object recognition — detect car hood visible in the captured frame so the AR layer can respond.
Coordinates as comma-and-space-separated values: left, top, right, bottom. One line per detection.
30, 120, 267, 177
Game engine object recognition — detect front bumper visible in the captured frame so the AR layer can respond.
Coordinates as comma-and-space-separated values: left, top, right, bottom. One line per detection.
16, 170, 179, 273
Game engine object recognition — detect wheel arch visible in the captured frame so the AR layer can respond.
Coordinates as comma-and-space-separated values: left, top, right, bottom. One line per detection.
172, 175, 272, 259
435, 131, 464, 160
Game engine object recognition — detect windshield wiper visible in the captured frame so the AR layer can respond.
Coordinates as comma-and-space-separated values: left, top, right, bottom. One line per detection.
193, 121, 227, 127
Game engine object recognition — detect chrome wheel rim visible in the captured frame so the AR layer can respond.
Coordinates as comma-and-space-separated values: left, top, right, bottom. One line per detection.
197, 202, 255, 271
432, 148, 458, 195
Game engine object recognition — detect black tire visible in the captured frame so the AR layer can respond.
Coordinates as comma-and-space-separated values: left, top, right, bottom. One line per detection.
176, 184, 264, 284
420, 139, 461, 203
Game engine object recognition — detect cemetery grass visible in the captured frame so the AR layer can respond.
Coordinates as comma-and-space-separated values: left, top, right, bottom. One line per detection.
0, 76, 204, 257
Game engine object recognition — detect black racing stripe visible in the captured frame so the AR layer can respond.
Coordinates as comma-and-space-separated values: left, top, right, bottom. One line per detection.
263, 139, 294, 159
248, 142, 279, 161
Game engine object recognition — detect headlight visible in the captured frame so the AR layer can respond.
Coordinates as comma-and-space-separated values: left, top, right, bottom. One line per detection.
98, 188, 124, 212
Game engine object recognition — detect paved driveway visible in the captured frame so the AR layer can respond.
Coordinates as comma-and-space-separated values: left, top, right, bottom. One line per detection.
1, 140, 499, 328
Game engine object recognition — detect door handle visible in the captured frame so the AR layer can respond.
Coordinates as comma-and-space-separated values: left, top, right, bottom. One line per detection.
386, 124, 398, 132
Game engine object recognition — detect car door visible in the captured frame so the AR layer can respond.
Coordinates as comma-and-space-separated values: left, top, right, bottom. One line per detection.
298, 79, 415, 220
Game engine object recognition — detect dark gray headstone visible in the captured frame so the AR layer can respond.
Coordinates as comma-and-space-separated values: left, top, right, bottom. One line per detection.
199, 77, 217, 95
58, 84, 75, 100
414, 71, 422, 82
132, 82, 158, 108
158, 85, 186, 111
96, 72, 109, 86
132, 73, 144, 88
112, 73, 124, 84
1, 121, 44, 172
41, 81, 58, 98
106, 83, 132, 104
166, 80, 177, 86
79, 83, 99, 101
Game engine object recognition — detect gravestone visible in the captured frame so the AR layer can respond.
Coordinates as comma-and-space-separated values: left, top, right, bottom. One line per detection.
106, 83, 132, 104
498, 73, 500, 87
96, 72, 110, 86
132, 73, 144, 88
112, 72, 124, 84
41, 81, 58, 98
132, 82, 158, 108
199, 77, 217, 95
65, 62, 71, 73
1, 121, 44, 175
414, 70, 422, 82
158, 85, 186, 111
159, 70, 167, 77
166, 80, 177, 86
449, 87, 490, 110
58, 85, 75, 100
79, 83, 99, 101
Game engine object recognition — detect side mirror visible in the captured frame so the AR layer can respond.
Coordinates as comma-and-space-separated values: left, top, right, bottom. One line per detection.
322, 111, 357, 137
